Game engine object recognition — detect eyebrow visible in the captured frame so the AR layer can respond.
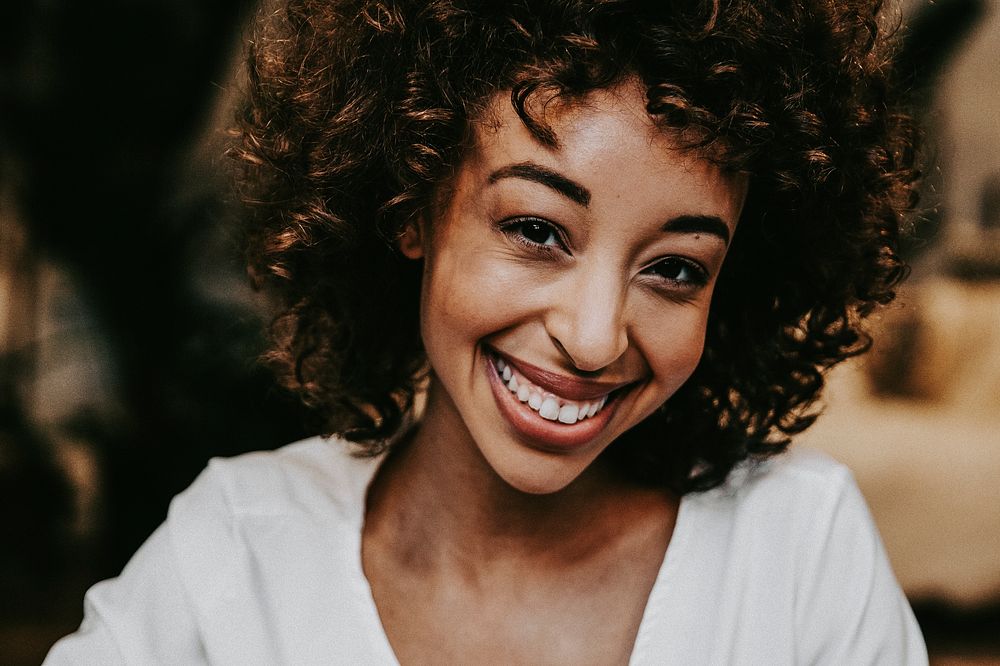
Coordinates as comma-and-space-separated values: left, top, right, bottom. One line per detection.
663, 214, 731, 245
488, 162, 591, 207
488, 161, 733, 244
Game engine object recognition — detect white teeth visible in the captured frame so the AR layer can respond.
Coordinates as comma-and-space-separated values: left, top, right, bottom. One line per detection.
539, 398, 560, 421
557, 404, 579, 424
494, 354, 613, 424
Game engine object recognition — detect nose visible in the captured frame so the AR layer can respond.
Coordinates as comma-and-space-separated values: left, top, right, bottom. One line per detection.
545, 265, 629, 373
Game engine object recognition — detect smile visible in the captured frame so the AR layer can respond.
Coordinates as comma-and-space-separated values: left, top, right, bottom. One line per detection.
483, 347, 634, 451
493, 357, 608, 424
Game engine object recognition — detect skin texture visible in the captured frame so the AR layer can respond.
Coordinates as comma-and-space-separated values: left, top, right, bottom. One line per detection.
364, 82, 747, 664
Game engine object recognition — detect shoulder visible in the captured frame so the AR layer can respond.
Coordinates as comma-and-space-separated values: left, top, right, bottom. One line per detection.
684, 446, 861, 535
699, 447, 927, 663
44, 439, 386, 664
736, 445, 855, 498
685, 447, 886, 586
659, 448, 926, 663
162, 436, 382, 607
675, 447, 871, 596
172, 435, 381, 522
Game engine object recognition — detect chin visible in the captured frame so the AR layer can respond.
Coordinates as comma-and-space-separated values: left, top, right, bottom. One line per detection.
495, 467, 583, 496
473, 438, 603, 495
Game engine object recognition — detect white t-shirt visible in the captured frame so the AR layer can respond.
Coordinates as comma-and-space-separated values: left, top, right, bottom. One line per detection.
45, 436, 927, 665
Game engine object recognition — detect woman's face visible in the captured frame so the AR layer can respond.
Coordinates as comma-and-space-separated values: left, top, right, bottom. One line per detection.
402, 81, 747, 494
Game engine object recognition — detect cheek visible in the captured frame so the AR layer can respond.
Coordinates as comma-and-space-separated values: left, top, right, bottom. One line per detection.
634, 302, 710, 393
419, 247, 525, 348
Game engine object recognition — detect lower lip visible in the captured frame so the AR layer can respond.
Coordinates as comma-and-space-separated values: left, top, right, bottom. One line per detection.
483, 351, 625, 452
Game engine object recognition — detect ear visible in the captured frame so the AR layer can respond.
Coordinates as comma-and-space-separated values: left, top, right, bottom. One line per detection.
398, 218, 425, 259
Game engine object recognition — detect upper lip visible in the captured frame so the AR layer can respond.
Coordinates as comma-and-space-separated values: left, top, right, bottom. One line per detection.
488, 348, 636, 401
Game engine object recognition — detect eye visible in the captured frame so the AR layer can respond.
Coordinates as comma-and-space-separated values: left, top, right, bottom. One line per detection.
645, 257, 709, 287
501, 217, 566, 251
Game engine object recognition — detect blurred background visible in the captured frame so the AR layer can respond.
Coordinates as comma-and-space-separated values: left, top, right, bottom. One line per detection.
0, 0, 998, 664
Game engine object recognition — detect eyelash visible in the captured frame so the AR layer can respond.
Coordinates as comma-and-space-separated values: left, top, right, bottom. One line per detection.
641, 256, 709, 289
498, 216, 710, 290
499, 217, 567, 254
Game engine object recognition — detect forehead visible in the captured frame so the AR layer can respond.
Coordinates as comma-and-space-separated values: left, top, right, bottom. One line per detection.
461, 81, 748, 225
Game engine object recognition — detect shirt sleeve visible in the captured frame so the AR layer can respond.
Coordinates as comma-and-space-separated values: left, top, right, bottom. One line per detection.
794, 467, 928, 665
42, 523, 208, 665
40, 459, 245, 666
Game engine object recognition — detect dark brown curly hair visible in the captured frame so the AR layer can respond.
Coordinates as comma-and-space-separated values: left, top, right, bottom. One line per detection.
232, 0, 918, 493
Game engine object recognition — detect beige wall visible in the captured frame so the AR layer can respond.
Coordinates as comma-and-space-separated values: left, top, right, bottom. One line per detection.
798, 0, 1000, 608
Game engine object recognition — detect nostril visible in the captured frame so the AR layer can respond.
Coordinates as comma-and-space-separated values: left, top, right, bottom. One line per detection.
550, 336, 572, 364
571, 365, 609, 380
550, 336, 593, 374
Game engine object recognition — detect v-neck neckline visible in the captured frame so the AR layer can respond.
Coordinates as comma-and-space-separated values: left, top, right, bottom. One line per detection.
345, 445, 694, 665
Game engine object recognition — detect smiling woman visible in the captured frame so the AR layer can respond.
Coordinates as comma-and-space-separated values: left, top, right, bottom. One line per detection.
397, 83, 746, 495
45, 0, 926, 664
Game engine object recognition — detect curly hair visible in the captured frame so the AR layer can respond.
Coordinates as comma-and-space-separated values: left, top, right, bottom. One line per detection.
232, 0, 918, 493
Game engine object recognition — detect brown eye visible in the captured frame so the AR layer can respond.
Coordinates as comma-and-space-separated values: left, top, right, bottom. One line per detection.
514, 219, 560, 246
646, 257, 708, 286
